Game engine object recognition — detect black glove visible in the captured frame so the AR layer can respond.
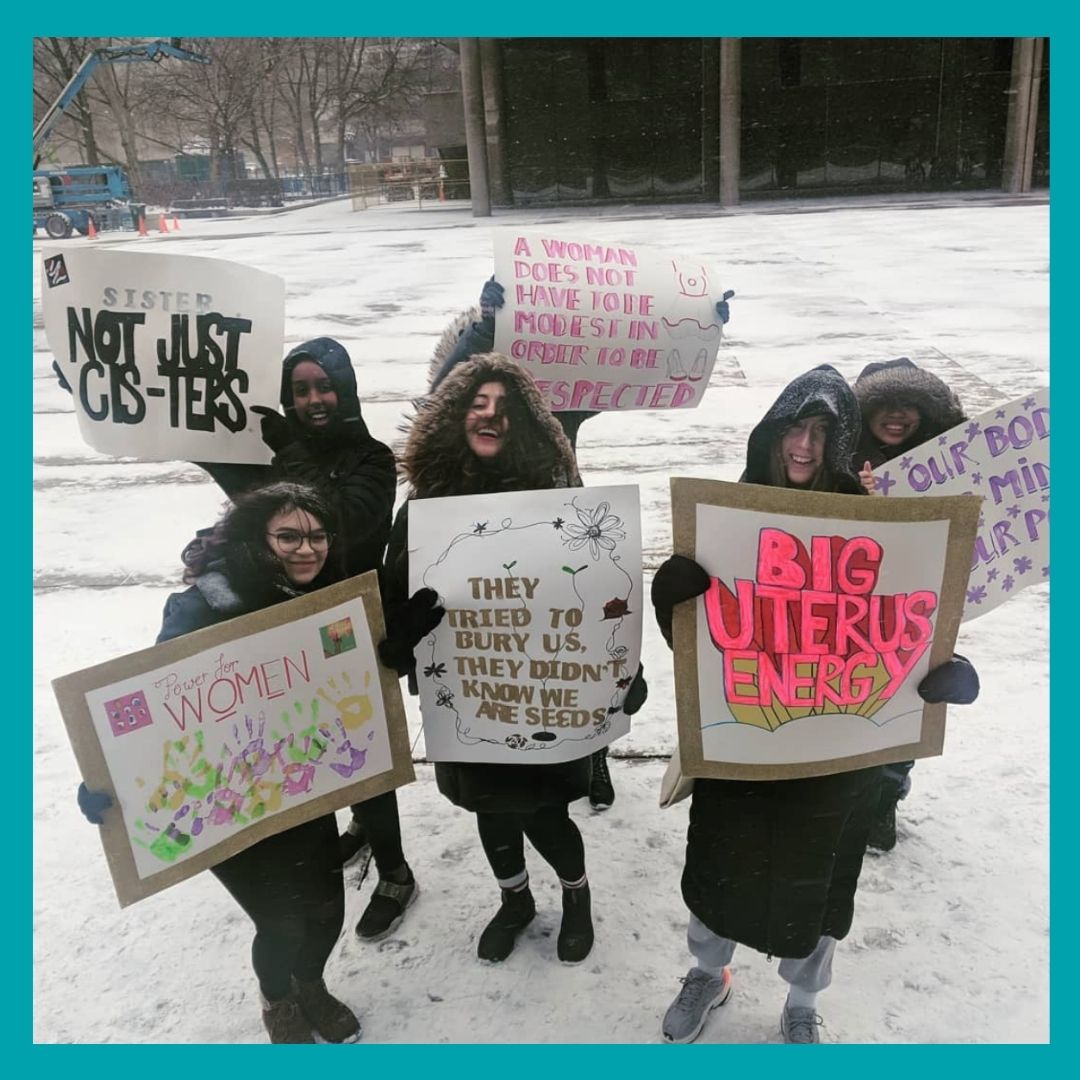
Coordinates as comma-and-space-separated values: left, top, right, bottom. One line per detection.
251, 406, 293, 453
652, 555, 711, 611
917, 654, 980, 705
714, 289, 735, 325
622, 663, 648, 715
52, 359, 73, 395
479, 276, 505, 318
378, 588, 446, 675
77, 782, 113, 825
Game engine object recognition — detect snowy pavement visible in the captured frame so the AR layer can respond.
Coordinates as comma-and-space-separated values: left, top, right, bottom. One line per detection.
32, 194, 1049, 1043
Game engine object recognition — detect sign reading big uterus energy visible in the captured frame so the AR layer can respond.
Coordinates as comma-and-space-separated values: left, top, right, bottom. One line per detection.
869, 387, 1048, 621
52, 573, 413, 908
492, 231, 726, 412
409, 486, 643, 764
41, 247, 282, 464
670, 479, 980, 781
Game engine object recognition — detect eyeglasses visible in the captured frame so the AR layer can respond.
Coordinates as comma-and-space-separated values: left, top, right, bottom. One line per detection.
266, 529, 333, 553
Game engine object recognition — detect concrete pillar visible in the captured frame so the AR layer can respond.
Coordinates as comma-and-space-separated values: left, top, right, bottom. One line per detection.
1002, 38, 1044, 194
459, 37, 491, 216
719, 38, 741, 206
479, 38, 512, 206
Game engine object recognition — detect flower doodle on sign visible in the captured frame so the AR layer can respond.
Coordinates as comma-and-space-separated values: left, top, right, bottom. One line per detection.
561, 500, 627, 561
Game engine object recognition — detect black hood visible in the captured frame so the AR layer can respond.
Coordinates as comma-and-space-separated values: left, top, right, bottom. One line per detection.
280, 337, 368, 437
744, 364, 863, 494
854, 357, 967, 443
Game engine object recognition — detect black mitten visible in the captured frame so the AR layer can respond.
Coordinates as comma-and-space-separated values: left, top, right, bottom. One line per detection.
715, 289, 735, 325
652, 556, 711, 647
378, 588, 446, 675
622, 664, 648, 715
251, 405, 293, 452
479, 276, 505, 318
77, 782, 113, 825
917, 654, 980, 705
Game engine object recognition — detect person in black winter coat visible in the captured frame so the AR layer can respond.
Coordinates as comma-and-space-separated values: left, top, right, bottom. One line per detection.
651, 365, 980, 1044
77, 482, 362, 1044
851, 357, 968, 852
379, 352, 644, 966
193, 337, 416, 941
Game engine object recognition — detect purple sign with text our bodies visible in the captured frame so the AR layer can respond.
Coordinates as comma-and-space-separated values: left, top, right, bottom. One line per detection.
873, 387, 1048, 622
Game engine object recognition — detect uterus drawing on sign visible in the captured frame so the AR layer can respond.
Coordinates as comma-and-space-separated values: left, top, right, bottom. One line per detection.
662, 261, 721, 383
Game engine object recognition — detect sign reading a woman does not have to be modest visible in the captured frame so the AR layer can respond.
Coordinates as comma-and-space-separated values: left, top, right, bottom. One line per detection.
41, 247, 283, 464
492, 231, 728, 412
52, 574, 413, 908
409, 486, 642, 764
868, 386, 1049, 622
670, 479, 979, 782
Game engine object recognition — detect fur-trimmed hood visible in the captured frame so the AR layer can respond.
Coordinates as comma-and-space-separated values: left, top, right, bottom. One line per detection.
744, 364, 864, 494
402, 353, 580, 498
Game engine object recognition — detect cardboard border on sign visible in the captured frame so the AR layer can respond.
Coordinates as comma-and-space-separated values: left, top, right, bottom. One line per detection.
670, 478, 982, 782
51, 571, 413, 908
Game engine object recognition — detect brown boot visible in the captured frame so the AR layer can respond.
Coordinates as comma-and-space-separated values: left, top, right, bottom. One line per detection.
261, 991, 315, 1043
292, 976, 361, 1043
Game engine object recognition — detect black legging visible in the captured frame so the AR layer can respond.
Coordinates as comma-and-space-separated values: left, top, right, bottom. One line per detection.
211, 813, 344, 1001
349, 790, 405, 877
476, 805, 586, 884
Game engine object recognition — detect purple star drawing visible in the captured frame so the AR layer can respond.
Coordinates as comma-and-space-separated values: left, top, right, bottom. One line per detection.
1002, 575, 1015, 592
875, 471, 896, 495
971, 472, 982, 486
1007, 504, 1021, 519
987, 568, 999, 581
1023, 397, 1036, 410
966, 585, 987, 605
1042, 565, 1050, 577
900, 455, 913, 470
996, 409, 1007, 419
964, 421, 982, 440
1014, 556, 1033, 575
1041, 494, 1049, 503
938, 434, 949, 445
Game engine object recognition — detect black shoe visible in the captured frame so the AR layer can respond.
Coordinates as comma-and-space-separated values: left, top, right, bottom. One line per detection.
355, 866, 417, 941
477, 886, 536, 962
557, 882, 594, 964
589, 747, 615, 811
867, 802, 898, 852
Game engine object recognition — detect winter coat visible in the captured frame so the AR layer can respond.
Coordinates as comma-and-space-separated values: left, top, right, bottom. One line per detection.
851, 357, 966, 470
197, 337, 397, 578
387, 353, 589, 814
682, 364, 883, 958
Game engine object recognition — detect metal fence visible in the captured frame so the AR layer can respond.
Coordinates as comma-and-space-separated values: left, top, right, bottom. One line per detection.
348, 159, 470, 210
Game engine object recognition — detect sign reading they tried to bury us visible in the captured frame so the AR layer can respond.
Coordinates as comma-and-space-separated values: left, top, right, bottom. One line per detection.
492, 231, 727, 412
41, 248, 282, 463
52, 573, 413, 907
409, 486, 642, 764
670, 479, 980, 781
868, 387, 1049, 621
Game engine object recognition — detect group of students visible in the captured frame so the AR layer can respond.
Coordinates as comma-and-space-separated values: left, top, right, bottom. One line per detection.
71, 278, 980, 1044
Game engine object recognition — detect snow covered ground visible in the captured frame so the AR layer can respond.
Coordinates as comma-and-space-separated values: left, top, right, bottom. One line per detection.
32, 193, 1049, 1044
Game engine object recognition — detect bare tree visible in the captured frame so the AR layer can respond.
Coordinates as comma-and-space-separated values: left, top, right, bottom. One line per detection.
33, 37, 104, 166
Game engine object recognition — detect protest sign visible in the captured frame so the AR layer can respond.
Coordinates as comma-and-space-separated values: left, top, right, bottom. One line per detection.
670, 479, 980, 781
52, 573, 412, 907
492, 230, 726, 412
408, 486, 642, 764
868, 387, 1049, 621
41, 248, 283, 464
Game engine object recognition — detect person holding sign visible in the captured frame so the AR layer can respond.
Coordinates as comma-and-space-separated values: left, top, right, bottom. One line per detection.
380, 352, 644, 965
190, 337, 417, 942
851, 358, 968, 852
76, 482, 361, 1044
651, 365, 979, 1044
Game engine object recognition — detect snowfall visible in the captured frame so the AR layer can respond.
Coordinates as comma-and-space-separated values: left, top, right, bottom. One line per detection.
32, 191, 1049, 1045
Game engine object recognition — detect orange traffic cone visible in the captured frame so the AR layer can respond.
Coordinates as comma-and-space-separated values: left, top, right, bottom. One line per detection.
158, 213, 169, 234
87, 216, 97, 239
137, 214, 148, 237
171, 214, 181, 231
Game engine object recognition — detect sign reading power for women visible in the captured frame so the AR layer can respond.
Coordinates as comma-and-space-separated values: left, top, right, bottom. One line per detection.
41, 249, 283, 463
493, 231, 728, 412
870, 387, 1049, 621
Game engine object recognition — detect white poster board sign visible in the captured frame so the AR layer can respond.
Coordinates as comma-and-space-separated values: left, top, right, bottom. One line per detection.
409, 486, 643, 764
52, 574, 413, 907
493, 230, 727, 412
870, 387, 1049, 621
41, 248, 282, 464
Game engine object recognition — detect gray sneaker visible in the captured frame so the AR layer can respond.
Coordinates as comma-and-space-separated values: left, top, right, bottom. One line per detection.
661, 967, 733, 1044
780, 999, 822, 1043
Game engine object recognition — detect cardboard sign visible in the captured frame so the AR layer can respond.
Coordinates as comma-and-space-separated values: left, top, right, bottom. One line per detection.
492, 230, 727, 412
869, 387, 1049, 621
671, 479, 980, 781
408, 486, 643, 764
40, 248, 282, 464
52, 573, 413, 907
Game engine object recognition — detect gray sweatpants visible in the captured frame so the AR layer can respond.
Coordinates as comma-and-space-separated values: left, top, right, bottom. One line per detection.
687, 913, 837, 992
